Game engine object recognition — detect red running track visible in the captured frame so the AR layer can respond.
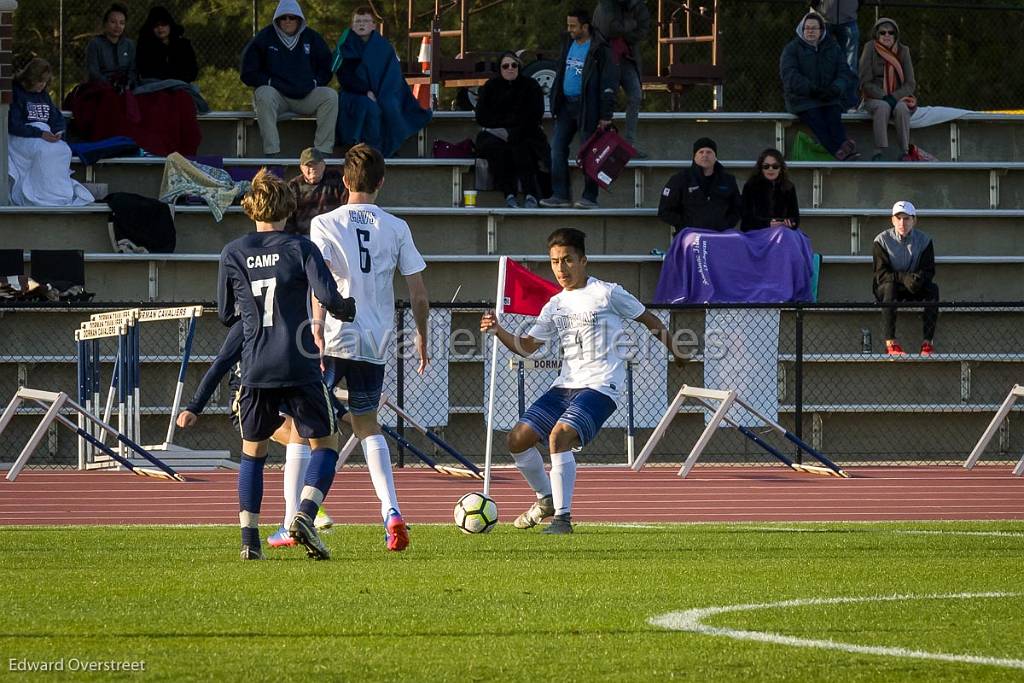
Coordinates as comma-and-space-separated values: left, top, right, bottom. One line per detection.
1, 466, 1023, 525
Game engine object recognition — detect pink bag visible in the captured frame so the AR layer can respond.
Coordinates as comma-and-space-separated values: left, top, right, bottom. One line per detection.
432, 138, 474, 158
576, 127, 636, 189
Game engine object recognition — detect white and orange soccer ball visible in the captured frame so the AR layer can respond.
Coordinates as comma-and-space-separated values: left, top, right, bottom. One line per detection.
453, 492, 498, 534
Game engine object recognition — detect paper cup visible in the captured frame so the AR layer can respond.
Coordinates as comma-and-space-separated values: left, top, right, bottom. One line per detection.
463, 190, 478, 207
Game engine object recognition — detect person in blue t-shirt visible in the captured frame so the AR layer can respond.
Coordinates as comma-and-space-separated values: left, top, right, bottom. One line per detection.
540, 8, 619, 210
217, 168, 355, 560
240, 0, 337, 156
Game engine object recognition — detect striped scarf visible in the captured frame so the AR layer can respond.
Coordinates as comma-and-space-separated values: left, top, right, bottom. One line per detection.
873, 40, 904, 95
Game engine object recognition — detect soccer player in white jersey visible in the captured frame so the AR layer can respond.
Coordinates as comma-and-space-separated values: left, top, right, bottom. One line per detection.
309, 144, 429, 552
481, 228, 686, 534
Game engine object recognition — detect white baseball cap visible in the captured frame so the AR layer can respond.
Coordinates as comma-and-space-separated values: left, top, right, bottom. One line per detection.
891, 200, 916, 216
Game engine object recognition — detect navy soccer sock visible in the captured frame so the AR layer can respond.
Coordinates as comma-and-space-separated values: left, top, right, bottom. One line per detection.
238, 455, 265, 547
297, 448, 338, 520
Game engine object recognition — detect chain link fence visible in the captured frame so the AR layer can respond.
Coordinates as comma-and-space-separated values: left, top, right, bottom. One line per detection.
11, 1, 1024, 113
3, 301, 1023, 471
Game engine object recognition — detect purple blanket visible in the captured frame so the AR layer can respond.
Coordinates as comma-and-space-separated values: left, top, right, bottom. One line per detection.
654, 227, 814, 303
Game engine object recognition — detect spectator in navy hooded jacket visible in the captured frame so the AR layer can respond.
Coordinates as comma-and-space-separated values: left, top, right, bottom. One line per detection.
240, 0, 337, 156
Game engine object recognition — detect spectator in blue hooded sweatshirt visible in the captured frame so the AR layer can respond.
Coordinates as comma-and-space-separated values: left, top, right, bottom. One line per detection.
241, 0, 337, 156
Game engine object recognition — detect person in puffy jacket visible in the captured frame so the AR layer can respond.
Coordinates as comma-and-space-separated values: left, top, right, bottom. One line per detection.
780, 12, 858, 160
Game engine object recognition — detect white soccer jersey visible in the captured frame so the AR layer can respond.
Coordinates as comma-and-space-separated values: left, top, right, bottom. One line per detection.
310, 203, 426, 364
527, 277, 646, 401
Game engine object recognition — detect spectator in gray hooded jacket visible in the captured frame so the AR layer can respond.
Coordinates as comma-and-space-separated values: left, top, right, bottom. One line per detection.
86, 3, 137, 90
872, 200, 938, 356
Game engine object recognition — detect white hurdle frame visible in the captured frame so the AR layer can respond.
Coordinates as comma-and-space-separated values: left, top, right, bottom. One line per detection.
0, 388, 183, 482
964, 384, 1024, 476
631, 385, 737, 478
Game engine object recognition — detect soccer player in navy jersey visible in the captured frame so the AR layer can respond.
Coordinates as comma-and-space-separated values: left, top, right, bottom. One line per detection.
217, 168, 355, 560
173, 320, 338, 548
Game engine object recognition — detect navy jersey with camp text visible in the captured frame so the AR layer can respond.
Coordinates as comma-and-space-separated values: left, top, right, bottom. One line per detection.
218, 231, 345, 388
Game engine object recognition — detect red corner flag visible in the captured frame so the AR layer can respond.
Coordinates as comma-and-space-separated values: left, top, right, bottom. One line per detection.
499, 256, 561, 316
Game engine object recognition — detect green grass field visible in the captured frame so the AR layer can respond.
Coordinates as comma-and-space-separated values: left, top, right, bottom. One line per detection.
2, 521, 1023, 681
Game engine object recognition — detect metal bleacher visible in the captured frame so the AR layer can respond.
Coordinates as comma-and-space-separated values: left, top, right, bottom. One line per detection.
4, 109, 1024, 463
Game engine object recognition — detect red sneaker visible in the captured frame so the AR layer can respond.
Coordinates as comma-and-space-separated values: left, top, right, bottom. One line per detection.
885, 340, 907, 356
385, 509, 409, 552
920, 341, 935, 356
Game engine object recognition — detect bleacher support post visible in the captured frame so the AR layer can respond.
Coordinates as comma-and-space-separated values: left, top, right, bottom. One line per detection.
965, 384, 1024, 476
0, 1, 16, 207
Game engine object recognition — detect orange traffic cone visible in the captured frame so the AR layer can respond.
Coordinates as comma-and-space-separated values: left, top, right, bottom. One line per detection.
413, 35, 431, 109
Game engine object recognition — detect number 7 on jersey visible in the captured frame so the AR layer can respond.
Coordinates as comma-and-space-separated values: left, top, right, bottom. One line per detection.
251, 277, 277, 327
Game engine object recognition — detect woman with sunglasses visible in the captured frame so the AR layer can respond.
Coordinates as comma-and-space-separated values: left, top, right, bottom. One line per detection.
740, 149, 800, 231
474, 51, 549, 208
859, 18, 916, 161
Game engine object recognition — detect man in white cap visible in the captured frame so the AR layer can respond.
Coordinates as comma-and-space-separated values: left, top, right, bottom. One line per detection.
872, 200, 938, 355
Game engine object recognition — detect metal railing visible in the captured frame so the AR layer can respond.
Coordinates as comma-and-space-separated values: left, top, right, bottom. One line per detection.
2, 300, 1022, 470
11, 0, 1024, 112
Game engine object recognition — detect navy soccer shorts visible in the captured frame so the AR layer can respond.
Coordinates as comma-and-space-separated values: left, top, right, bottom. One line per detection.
520, 387, 617, 447
236, 383, 337, 442
322, 357, 386, 416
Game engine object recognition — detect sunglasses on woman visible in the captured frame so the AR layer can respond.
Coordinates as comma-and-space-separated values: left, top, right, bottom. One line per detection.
501, 63, 519, 70
878, 29, 896, 36
762, 163, 781, 170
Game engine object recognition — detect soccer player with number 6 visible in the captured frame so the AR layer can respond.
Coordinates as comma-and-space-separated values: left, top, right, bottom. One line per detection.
309, 143, 430, 553
217, 168, 356, 560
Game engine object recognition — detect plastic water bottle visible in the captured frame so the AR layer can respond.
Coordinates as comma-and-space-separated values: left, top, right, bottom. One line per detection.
861, 328, 872, 354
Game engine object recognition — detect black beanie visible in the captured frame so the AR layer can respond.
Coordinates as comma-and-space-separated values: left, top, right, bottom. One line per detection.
693, 137, 717, 156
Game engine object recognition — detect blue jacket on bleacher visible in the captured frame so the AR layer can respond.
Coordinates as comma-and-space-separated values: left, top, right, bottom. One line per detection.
239, 0, 333, 101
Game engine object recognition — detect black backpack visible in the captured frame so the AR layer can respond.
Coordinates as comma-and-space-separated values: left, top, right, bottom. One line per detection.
106, 192, 176, 253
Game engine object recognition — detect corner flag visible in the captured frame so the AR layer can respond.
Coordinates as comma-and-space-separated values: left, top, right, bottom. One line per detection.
483, 257, 562, 495
500, 257, 561, 317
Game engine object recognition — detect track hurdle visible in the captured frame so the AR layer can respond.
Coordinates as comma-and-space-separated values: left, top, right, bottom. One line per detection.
631, 385, 848, 478
0, 388, 184, 482
332, 392, 480, 478
77, 306, 232, 471
964, 384, 1024, 476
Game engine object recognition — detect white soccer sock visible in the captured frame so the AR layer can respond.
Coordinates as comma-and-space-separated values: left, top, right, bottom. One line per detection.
283, 443, 311, 527
550, 450, 577, 516
362, 434, 399, 520
512, 447, 552, 498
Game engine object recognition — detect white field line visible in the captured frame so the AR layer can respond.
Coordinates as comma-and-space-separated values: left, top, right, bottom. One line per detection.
650, 592, 1024, 670
732, 525, 1024, 538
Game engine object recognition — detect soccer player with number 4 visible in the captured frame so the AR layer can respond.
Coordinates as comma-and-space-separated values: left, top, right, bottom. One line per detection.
480, 228, 687, 534
217, 169, 356, 561
309, 143, 430, 552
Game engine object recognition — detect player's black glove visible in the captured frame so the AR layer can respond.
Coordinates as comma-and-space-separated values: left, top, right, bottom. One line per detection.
329, 296, 357, 322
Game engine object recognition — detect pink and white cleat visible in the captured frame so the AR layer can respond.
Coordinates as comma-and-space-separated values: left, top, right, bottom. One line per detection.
385, 509, 409, 552
267, 526, 296, 548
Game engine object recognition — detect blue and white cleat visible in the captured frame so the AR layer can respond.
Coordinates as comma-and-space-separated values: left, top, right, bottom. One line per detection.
267, 526, 296, 548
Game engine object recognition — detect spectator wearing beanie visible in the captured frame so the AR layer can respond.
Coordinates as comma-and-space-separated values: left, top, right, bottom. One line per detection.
657, 137, 740, 237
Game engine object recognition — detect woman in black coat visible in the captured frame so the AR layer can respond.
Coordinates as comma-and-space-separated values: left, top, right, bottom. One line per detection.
136, 6, 198, 83
474, 52, 549, 208
740, 148, 800, 231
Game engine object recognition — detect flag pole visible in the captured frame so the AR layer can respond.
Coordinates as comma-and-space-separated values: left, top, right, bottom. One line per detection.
482, 256, 507, 497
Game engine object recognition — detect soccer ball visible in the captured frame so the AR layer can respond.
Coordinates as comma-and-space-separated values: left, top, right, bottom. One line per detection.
454, 492, 498, 534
